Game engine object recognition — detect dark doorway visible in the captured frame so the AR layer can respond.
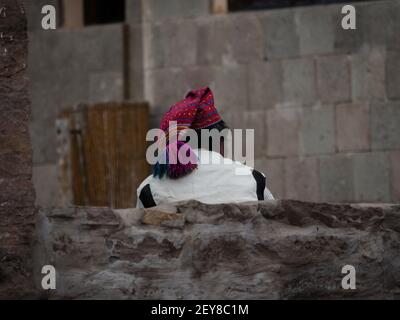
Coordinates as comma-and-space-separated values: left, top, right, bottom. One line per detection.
228, 0, 382, 12
84, 0, 125, 26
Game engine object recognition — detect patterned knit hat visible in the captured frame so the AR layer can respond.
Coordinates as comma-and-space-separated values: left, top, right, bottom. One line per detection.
154, 87, 222, 179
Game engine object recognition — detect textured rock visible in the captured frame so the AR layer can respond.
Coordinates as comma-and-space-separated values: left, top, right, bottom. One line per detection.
34, 200, 400, 299
0, 0, 36, 299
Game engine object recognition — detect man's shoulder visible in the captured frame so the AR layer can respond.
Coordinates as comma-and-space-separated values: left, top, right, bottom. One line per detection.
137, 174, 154, 193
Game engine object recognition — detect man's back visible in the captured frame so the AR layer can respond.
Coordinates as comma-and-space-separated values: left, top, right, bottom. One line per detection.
137, 149, 274, 208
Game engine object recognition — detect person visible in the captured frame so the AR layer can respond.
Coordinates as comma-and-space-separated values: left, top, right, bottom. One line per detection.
136, 87, 274, 208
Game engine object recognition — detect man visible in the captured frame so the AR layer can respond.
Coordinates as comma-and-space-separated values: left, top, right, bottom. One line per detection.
136, 87, 274, 208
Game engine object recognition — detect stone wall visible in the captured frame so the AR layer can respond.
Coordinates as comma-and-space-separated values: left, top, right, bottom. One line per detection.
35, 200, 400, 299
139, 0, 400, 203
0, 0, 36, 299
26, 0, 400, 205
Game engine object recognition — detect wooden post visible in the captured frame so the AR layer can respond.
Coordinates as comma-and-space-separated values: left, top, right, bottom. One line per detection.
212, 0, 228, 14
63, 0, 84, 28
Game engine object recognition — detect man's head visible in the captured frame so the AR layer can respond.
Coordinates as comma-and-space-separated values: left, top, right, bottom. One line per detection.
154, 87, 227, 179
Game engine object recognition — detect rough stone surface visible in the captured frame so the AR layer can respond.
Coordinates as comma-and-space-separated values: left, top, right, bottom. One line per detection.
261, 9, 299, 59
284, 157, 320, 202
266, 108, 301, 157
335, 103, 370, 152
316, 55, 351, 103
371, 102, 400, 150
353, 153, 391, 203
295, 5, 334, 55
282, 58, 316, 105
33, 201, 400, 299
351, 48, 386, 102
319, 155, 354, 203
386, 51, 400, 99
300, 106, 335, 155
0, 0, 36, 299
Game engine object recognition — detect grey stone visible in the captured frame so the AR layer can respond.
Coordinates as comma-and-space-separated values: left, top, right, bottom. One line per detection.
386, 51, 400, 99
31, 201, 400, 299
32, 164, 59, 207
371, 102, 400, 150
282, 58, 316, 105
214, 65, 248, 114
285, 157, 320, 202
182, 66, 216, 92
266, 108, 301, 157
248, 60, 282, 110
125, 0, 144, 24
333, 3, 364, 54
143, 0, 209, 22
242, 111, 267, 158
300, 106, 335, 155
255, 157, 285, 199
390, 151, 400, 202
353, 153, 390, 203
147, 20, 197, 69
295, 5, 335, 55
316, 55, 351, 103
335, 103, 370, 152
89, 72, 124, 103
196, 14, 263, 66
260, 9, 300, 60
319, 154, 354, 203
145, 68, 185, 115
351, 48, 386, 101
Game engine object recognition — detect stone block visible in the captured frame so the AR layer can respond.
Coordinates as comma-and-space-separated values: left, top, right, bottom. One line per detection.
316, 55, 350, 103
333, 3, 364, 54
242, 111, 267, 158
182, 66, 216, 92
319, 154, 354, 203
32, 164, 59, 207
295, 5, 335, 55
284, 157, 320, 202
335, 103, 369, 152
359, 1, 398, 49
282, 58, 316, 105
89, 72, 124, 103
255, 157, 285, 199
390, 151, 400, 202
386, 51, 400, 99
145, 68, 185, 115
125, 0, 143, 24
353, 152, 390, 203
266, 108, 301, 157
129, 25, 145, 101
143, 0, 209, 21
248, 60, 282, 110
351, 48, 386, 101
260, 9, 300, 59
371, 102, 400, 150
214, 65, 248, 114
196, 14, 263, 66
300, 106, 335, 155
152, 20, 197, 68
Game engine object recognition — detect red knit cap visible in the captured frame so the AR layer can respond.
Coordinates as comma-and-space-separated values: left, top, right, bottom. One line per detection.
160, 87, 222, 132
154, 87, 222, 179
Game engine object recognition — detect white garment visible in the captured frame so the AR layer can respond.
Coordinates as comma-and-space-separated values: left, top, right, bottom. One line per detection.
136, 149, 274, 208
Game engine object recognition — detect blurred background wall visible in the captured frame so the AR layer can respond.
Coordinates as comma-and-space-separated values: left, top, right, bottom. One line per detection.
24, 0, 400, 206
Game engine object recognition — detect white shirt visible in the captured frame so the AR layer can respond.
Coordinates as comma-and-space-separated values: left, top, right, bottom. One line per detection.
136, 149, 274, 208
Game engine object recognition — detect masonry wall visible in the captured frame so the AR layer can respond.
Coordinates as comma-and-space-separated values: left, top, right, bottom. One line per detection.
138, 0, 400, 203
27, 0, 400, 205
